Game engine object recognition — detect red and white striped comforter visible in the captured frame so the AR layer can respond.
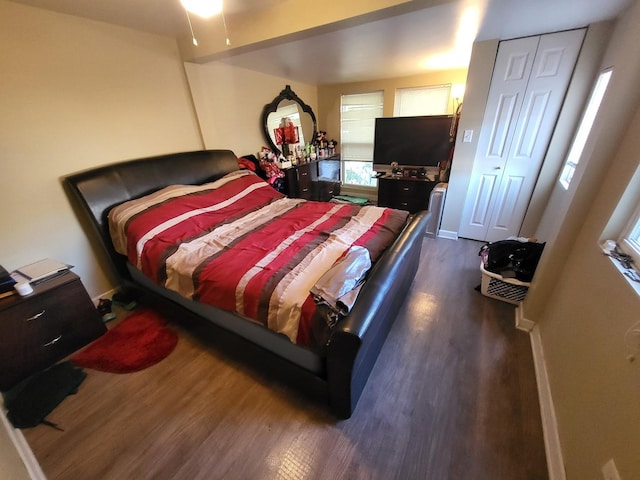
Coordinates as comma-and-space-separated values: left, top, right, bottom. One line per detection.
109, 170, 408, 346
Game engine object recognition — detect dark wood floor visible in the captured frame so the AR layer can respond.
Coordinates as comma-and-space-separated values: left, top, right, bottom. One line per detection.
23, 237, 547, 480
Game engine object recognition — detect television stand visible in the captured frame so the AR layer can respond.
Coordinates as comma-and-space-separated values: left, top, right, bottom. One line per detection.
377, 174, 439, 214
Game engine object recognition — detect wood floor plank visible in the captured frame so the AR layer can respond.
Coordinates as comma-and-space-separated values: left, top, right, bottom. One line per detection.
22, 237, 547, 479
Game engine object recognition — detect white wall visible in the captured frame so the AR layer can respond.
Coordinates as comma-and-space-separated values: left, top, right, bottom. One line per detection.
0, 4, 317, 475
0, 1, 203, 299
523, 1, 640, 477
184, 62, 318, 156
0, 411, 32, 480
0, 1, 206, 473
439, 40, 497, 237
520, 21, 613, 238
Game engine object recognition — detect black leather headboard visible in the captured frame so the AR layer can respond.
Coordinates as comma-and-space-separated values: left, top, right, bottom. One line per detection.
63, 149, 239, 280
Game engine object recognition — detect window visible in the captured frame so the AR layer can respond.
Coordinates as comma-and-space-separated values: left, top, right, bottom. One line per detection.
559, 68, 613, 189
394, 85, 451, 117
340, 91, 384, 187
620, 203, 640, 269
602, 156, 640, 293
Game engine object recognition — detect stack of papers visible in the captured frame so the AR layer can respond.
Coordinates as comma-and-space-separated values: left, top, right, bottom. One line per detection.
17, 259, 71, 284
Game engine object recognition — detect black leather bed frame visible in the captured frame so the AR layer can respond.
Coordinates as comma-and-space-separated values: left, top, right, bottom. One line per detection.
63, 149, 430, 418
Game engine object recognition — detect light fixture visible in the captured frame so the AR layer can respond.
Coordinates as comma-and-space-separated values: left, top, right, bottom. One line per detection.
180, 0, 222, 19
451, 83, 465, 101
181, 0, 231, 47
451, 83, 465, 115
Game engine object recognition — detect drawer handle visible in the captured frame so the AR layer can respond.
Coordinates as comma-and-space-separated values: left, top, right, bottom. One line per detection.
43, 335, 62, 347
402, 187, 410, 191
301, 172, 308, 176
25, 310, 46, 322
401, 202, 409, 206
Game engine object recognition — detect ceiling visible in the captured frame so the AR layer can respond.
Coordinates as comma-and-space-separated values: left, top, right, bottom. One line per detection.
8, 0, 631, 85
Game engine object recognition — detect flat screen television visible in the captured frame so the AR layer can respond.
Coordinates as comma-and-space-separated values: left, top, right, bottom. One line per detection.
373, 115, 454, 176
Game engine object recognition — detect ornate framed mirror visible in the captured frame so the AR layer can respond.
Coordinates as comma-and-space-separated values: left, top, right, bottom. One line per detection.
262, 85, 317, 155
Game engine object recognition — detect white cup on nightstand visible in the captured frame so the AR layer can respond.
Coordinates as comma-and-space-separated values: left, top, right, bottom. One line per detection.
14, 281, 33, 296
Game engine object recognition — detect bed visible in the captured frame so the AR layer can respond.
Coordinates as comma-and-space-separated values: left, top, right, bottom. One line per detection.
64, 149, 430, 418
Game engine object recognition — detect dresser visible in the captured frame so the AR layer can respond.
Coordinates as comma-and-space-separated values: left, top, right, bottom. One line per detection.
284, 157, 341, 201
0, 272, 106, 391
377, 175, 438, 214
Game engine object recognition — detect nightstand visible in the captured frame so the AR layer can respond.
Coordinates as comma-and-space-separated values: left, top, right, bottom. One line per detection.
377, 175, 438, 213
0, 271, 106, 391
283, 157, 341, 201
284, 162, 314, 199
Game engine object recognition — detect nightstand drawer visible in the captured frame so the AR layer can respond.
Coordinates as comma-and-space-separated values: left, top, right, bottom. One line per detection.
315, 181, 340, 201
283, 158, 342, 201
377, 177, 436, 213
0, 272, 106, 390
299, 185, 313, 199
296, 163, 313, 188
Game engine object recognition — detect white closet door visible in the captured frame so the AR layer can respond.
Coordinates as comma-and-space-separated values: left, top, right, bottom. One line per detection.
459, 29, 585, 241
459, 36, 539, 241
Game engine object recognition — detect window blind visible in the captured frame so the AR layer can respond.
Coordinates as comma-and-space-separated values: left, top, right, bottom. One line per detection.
340, 92, 384, 162
394, 85, 450, 117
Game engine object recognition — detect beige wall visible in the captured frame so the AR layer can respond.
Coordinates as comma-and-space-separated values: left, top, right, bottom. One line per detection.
184, 63, 317, 156
439, 40, 497, 236
523, 1, 640, 477
317, 69, 468, 140
316, 69, 468, 197
521, 22, 613, 238
0, 410, 32, 480
0, 1, 204, 473
179, 0, 419, 63
0, 0, 203, 299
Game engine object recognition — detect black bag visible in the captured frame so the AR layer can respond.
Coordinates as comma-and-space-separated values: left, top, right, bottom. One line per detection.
509, 242, 545, 282
479, 240, 523, 273
3, 361, 86, 430
479, 240, 545, 282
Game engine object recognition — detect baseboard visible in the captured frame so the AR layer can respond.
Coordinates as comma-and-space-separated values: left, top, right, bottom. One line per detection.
515, 303, 536, 331
437, 229, 458, 240
528, 323, 566, 480
0, 402, 46, 480
91, 287, 118, 306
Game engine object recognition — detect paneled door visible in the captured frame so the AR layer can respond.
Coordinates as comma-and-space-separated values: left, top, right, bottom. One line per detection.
459, 29, 585, 241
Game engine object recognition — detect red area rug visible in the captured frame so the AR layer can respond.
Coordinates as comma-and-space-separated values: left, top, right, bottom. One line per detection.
72, 308, 178, 374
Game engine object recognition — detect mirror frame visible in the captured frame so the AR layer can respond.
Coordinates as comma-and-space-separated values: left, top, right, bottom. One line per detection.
262, 85, 317, 155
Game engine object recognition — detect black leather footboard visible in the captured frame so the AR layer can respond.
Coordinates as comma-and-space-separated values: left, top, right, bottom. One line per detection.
327, 210, 430, 418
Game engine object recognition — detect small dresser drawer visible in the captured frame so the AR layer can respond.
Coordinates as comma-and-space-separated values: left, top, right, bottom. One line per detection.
377, 176, 435, 213
0, 272, 106, 390
284, 162, 314, 199
394, 182, 424, 212
298, 185, 313, 199
297, 163, 313, 188
315, 181, 341, 201
284, 158, 342, 202
297, 164, 314, 199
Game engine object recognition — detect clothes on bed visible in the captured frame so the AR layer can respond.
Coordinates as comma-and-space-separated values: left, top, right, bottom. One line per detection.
310, 245, 371, 320
108, 170, 408, 347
